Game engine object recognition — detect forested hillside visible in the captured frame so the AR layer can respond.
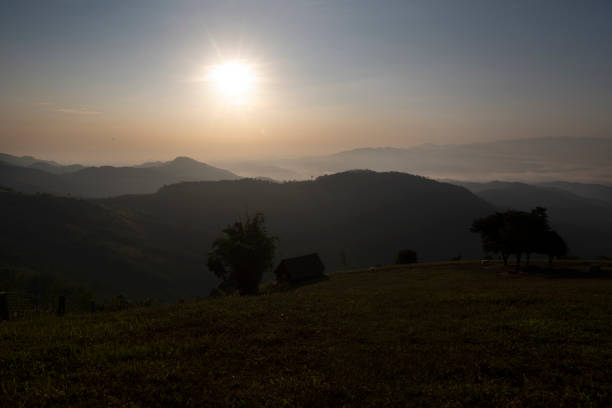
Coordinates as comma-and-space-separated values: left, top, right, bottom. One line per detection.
104, 171, 494, 273
0, 191, 212, 299
1, 171, 494, 298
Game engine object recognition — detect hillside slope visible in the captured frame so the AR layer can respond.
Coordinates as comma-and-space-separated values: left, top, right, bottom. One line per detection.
1, 171, 494, 298
2, 262, 611, 407
0, 163, 70, 194
105, 171, 494, 271
0, 190, 213, 299
538, 181, 612, 204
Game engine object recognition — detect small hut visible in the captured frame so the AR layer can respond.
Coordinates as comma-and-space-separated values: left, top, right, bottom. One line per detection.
274, 253, 326, 285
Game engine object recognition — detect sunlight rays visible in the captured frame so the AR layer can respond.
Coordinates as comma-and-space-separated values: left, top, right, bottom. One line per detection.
207, 59, 257, 106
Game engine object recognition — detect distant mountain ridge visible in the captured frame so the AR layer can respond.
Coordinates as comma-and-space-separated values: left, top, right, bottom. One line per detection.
4, 136, 612, 185
298, 137, 612, 184
0, 154, 240, 197
0, 153, 85, 174
225, 137, 612, 183
537, 181, 612, 205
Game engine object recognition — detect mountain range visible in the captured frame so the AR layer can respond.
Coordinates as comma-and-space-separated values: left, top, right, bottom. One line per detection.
0, 155, 239, 197
0, 153, 86, 174
1, 171, 495, 298
222, 137, 612, 184
2, 137, 612, 299
3, 137, 612, 193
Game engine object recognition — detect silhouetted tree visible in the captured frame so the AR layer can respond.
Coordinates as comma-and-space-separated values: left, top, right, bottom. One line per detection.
470, 213, 508, 264
499, 210, 544, 269
207, 213, 278, 295
524, 207, 550, 265
472, 207, 565, 271
396, 249, 418, 264
540, 230, 568, 267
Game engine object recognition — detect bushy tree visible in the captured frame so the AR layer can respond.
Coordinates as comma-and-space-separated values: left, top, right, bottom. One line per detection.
471, 207, 568, 270
207, 213, 278, 295
396, 248, 418, 264
539, 230, 568, 267
470, 212, 508, 264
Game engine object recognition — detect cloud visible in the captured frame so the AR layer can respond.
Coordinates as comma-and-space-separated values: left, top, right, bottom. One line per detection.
32, 100, 102, 115
54, 107, 102, 115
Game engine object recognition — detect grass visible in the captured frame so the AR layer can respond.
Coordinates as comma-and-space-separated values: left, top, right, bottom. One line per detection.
1, 261, 612, 407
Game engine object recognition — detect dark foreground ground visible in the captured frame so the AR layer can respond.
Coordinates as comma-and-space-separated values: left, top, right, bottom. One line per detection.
1, 261, 612, 407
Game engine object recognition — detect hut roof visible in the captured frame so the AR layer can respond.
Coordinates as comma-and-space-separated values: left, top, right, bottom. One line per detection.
274, 253, 325, 282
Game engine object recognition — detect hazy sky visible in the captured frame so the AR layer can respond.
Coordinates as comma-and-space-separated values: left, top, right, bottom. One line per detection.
1, 0, 612, 164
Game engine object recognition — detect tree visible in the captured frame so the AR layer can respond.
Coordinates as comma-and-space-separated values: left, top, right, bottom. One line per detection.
539, 230, 568, 267
524, 207, 551, 265
207, 213, 278, 295
471, 207, 565, 271
498, 210, 539, 269
396, 248, 418, 264
470, 212, 508, 264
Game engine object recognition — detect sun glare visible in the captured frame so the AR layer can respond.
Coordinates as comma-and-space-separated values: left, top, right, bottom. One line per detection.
208, 60, 257, 106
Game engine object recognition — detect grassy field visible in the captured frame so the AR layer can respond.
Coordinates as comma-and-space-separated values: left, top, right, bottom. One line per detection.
1, 261, 612, 407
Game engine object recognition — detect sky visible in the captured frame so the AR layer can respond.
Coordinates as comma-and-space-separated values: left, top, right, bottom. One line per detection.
1, 0, 612, 165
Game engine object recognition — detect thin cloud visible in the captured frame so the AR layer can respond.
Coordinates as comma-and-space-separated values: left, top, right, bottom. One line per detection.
54, 107, 102, 115
33, 100, 102, 115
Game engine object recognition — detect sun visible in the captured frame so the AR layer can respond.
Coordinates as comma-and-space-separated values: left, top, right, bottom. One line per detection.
208, 60, 257, 106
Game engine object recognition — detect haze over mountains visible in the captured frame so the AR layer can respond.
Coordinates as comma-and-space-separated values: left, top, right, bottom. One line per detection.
2, 136, 612, 299
3, 137, 612, 193
0, 153, 86, 174
222, 137, 612, 184
0, 156, 239, 197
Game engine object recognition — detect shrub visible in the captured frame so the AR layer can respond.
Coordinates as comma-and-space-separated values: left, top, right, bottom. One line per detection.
396, 249, 418, 264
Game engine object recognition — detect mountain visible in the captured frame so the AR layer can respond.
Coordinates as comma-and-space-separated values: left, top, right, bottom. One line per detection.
28, 161, 85, 174
0, 153, 54, 168
5, 136, 612, 185
454, 181, 612, 257
60, 157, 241, 197
0, 156, 240, 197
220, 161, 301, 181
2, 170, 494, 298
0, 162, 70, 194
4, 170, 611, 299
157, 156, 238, 181
0, 190, 213, 299
537, 181, 612, 205
238, 137, 612, 183
0, 153, 84, 174
135, 160, 165, 168
104, 170, 495, 273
